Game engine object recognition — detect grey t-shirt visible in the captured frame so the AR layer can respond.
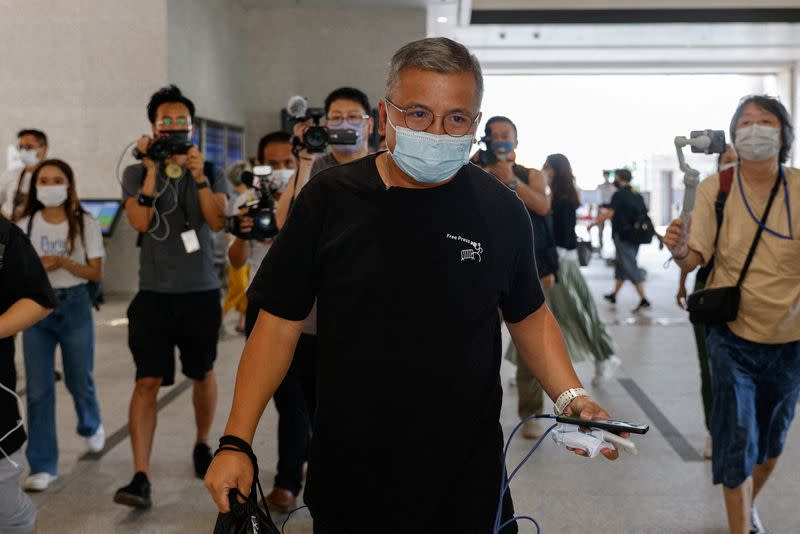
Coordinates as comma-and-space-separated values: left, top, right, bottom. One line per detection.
122, 163, 230, 293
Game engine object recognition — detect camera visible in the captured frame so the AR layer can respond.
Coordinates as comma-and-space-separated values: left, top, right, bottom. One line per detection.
690, 130, 726, 154
225, 165, 279, 241
132, 131, 194, 162
288, 96, 359, 153
296, 108, 359, 153
477, 136, 514, 166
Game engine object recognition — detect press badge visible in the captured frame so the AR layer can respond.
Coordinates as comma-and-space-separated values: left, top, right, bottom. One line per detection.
181, 229, 201, 253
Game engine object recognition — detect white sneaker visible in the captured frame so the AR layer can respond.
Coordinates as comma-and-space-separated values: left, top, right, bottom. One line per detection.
23, 472, 58, 492
592, 355, 621, 386
521, 419, 543, 440
703, 435, 713, 460
87, 424, 105, 453
751, 505, 766, 534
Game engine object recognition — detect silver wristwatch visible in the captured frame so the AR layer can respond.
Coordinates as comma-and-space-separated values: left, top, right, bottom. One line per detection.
554, 387, 590, 415
507, 177, 519, 191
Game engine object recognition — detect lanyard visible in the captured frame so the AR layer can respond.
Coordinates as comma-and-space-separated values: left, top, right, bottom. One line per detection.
738, 165, 793, 240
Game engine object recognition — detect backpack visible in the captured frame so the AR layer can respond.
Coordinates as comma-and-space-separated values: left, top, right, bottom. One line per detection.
625, 193, 656, 245
26, 214, 103, 310
695, 167, 734, 284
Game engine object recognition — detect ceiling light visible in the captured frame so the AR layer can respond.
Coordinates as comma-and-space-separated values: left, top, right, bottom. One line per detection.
436, 16, 448, 23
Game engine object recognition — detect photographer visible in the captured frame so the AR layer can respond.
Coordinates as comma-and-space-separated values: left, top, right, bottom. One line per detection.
1, 214, 56, 534
114, 85, 230, 509
275, 87, 374, 229
206, 38, 621, 533
228, 130, 310, 511
664, 95, 799, 534
0, 129, 49, 221
473, 115, 557, 439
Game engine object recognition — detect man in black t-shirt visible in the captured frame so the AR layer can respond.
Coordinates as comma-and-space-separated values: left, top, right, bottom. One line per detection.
206, 37, 621, 534
0, 217, 56, 534
589, 169, 651, 312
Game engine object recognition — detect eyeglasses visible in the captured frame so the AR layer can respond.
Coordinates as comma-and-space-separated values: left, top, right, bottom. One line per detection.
155, 117, 191, 128
326, 113, 370, 126
384, 98, 478, 137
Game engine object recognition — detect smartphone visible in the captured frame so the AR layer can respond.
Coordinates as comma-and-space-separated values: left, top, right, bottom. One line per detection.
555, 416, 650, 435
690, 129, 726, 154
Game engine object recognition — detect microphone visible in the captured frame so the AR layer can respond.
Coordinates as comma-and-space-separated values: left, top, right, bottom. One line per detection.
287, 95, 308, 119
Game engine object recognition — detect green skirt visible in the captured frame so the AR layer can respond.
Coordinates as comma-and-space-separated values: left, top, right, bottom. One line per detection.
546, 259, 617, 363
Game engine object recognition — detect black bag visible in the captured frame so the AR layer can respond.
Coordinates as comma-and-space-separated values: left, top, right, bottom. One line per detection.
624, 194, 655, 245
688, 171, 782, 325
576, 238, 592, 267
213, 488, 279, 534
212, 437, 280, 534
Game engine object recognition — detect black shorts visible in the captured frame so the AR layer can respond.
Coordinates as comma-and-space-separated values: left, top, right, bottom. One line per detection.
127, 290, 221, 386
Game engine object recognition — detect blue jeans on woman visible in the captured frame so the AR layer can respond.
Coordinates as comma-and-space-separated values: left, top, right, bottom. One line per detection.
23, 284, 102, 475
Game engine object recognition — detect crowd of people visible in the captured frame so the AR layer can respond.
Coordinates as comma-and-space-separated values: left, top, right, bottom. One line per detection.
0, 36, 797, 534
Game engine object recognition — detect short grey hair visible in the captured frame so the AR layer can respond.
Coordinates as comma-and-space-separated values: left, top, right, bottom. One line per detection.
386, 37, 483, 104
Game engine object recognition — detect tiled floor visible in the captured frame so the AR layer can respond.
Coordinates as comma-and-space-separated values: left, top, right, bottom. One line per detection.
14, 243, 800, 533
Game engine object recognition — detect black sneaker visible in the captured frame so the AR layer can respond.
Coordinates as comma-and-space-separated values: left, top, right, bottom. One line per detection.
113, 472, 151, 509
193, 443, 213, 479
603, 293, 616, 304
633, 299, 651, 313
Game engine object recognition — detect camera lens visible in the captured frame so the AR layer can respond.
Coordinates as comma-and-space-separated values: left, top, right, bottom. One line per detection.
304, 126, 329, 151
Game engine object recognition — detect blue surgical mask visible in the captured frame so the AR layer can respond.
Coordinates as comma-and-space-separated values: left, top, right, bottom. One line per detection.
386, 113, 472, 184
490, 140, 514, 160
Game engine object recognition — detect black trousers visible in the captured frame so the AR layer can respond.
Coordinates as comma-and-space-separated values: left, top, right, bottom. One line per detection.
245, 301, 317, 496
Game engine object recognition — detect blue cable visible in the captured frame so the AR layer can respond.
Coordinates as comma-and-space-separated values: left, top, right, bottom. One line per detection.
737, 165, 793, 240
493, 414, 558, 534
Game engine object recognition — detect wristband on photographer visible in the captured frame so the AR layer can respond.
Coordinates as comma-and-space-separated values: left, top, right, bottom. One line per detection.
136, 192, 155, 207
554, 387, 590, 415
672, 247, 690, 261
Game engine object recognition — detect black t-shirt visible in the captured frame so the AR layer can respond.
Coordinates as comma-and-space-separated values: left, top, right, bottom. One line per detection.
248, 154, 544, 532
552, 198, 578, 250
609, 185, 643, 239
510, 165, 557, 279
0, 221, 56, 456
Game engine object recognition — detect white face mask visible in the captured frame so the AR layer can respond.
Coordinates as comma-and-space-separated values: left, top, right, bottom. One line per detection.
719, 162, 737, 172
37, 185, 68, 207
734, 124, 781, 162
19, 149, 40, 168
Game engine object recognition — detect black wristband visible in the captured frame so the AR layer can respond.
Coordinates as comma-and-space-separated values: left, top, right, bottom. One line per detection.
137, 192, 155, 207
195, 179, 209, 190
217, 435, 258, 469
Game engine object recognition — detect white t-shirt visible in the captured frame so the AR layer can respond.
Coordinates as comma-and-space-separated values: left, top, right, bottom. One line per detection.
231, 189, 272, 283
0, 168, 32, 217
17, 212, 105, 289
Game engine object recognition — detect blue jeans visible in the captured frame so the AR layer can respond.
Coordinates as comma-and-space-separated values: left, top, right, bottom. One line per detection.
707, 325, 800, 488
23, 284, 102, 475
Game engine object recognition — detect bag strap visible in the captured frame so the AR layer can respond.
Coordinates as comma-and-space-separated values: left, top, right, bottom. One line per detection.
698, 167, 735, 281
736, 171, 782, 287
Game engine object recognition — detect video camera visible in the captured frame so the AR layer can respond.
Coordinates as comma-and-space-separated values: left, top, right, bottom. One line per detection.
132, 131, 193, 162
225, 165, 279, 241
287, 96, 358, 153
476, 135, 514, 166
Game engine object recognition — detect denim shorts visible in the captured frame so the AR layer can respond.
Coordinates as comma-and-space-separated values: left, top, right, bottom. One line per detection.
707, 325, 800, 488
